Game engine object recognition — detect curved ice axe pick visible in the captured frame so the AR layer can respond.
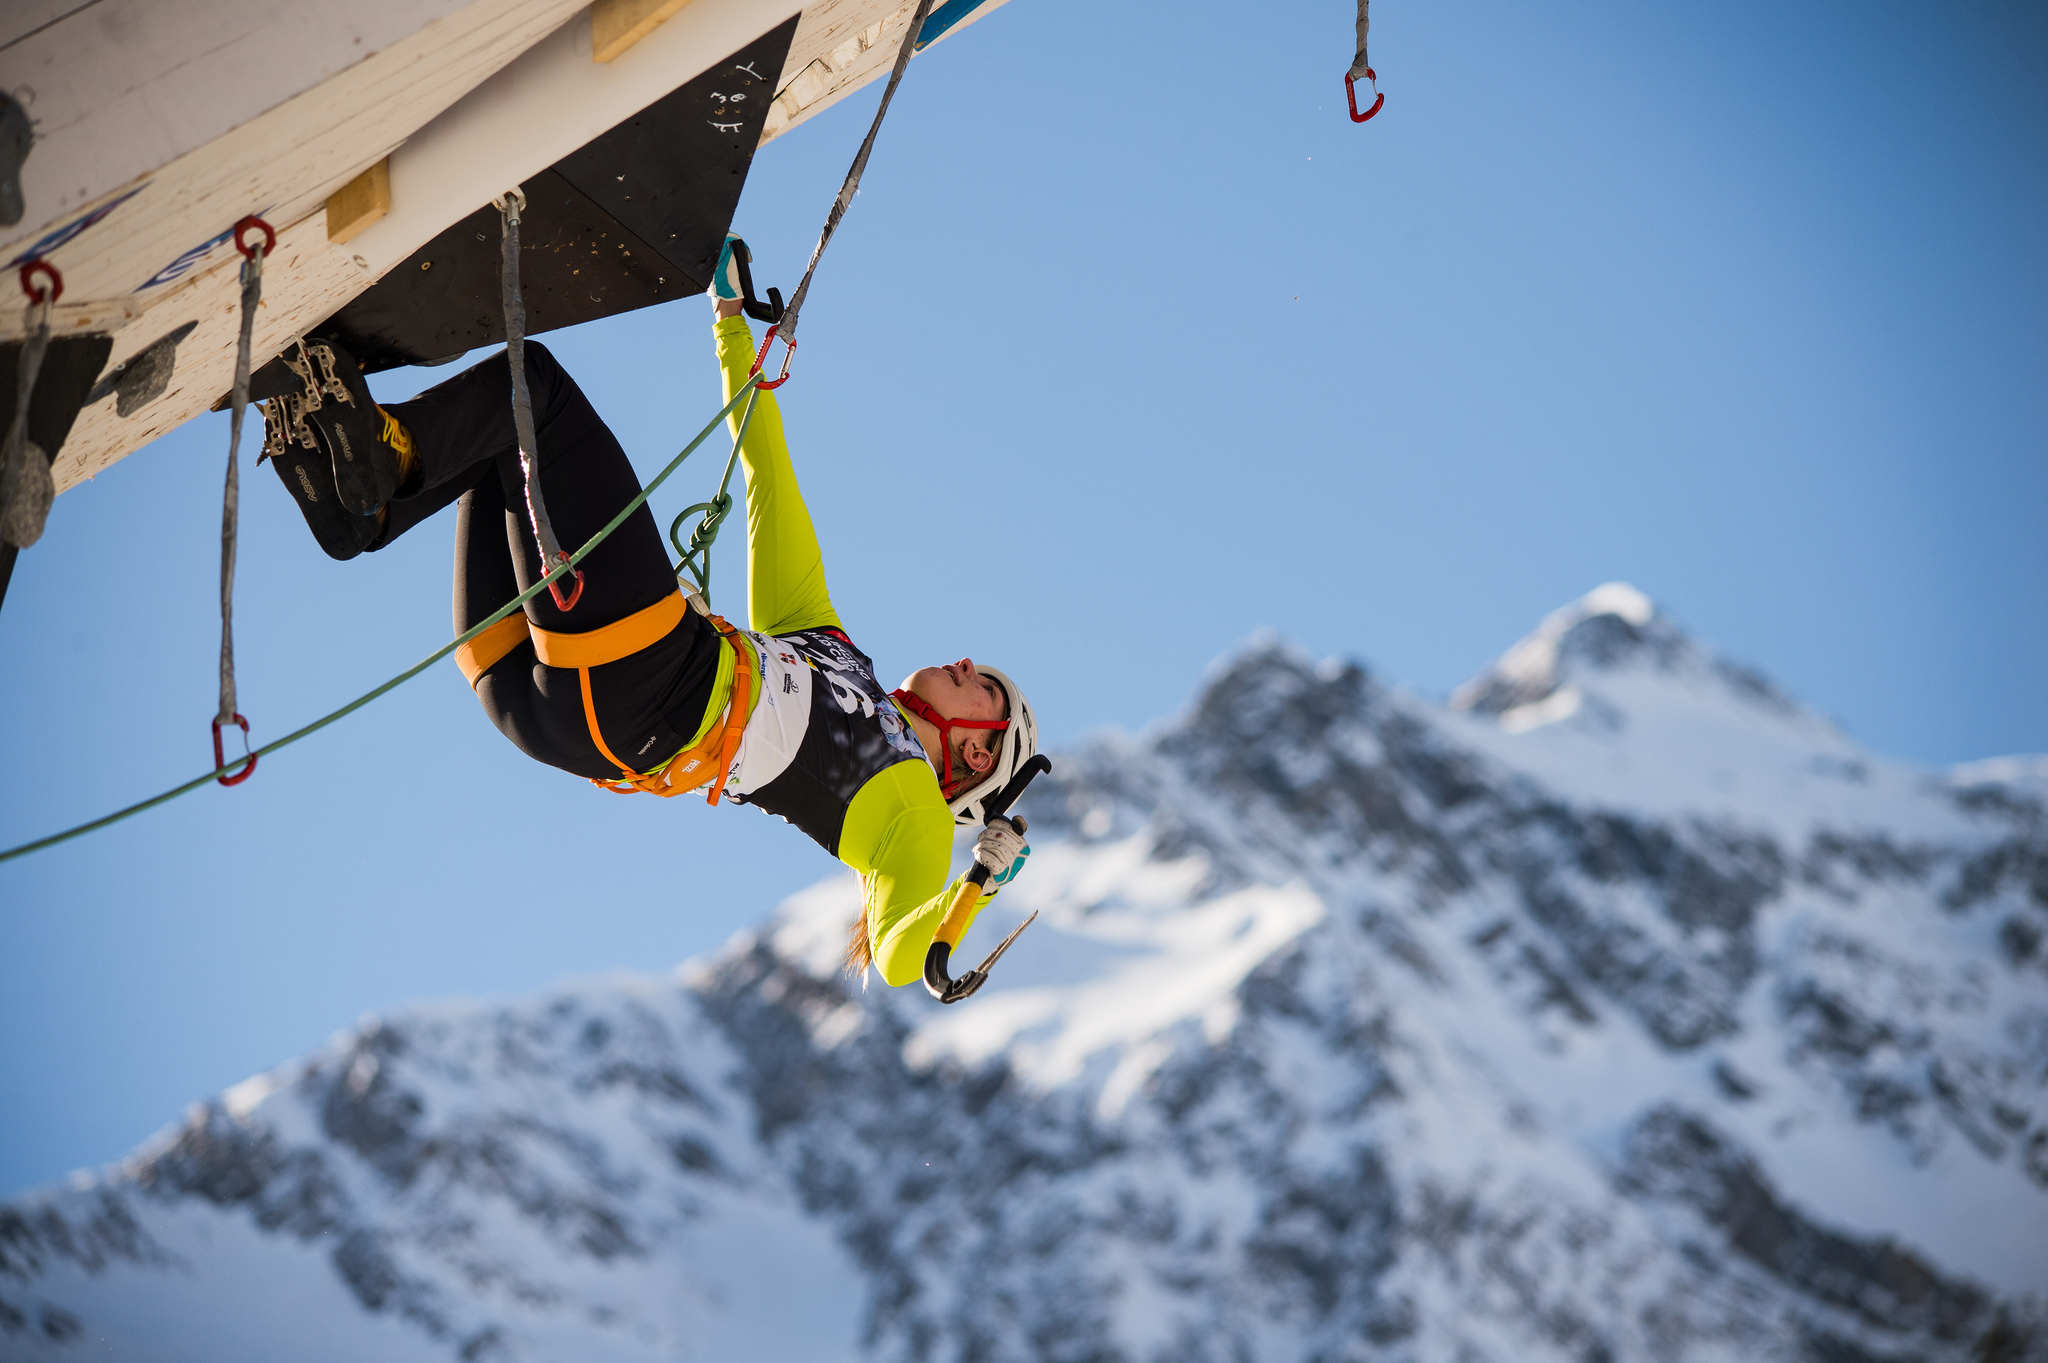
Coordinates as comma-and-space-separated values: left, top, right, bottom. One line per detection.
728, 237, 785, 326
924, 754, 1052, 1004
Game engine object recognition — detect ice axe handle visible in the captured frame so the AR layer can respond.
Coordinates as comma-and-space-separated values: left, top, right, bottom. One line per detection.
978, 753, 1051, 826
922, 755, 1052, 1002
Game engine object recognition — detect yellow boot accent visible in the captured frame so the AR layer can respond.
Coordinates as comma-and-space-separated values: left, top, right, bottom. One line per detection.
379, 407, 421, 492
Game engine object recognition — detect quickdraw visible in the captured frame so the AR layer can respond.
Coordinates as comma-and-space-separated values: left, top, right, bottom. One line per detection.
1345, 0, 1384, 124
495, 188, 585, 612
210, 215, 271, 786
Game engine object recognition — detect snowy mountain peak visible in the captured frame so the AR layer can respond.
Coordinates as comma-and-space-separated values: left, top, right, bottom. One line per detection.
6, 615, 2045, 1363
1451, 581, 1803, 736
1452, 581, 1657, 715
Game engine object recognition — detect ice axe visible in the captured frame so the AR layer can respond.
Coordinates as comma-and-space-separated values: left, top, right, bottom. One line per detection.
923, 754, 1051, 1004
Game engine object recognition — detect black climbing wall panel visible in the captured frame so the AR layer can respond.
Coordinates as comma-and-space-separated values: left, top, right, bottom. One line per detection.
0, 333, 115, 464
324, 17, 797, 373
0, 330, 114, 609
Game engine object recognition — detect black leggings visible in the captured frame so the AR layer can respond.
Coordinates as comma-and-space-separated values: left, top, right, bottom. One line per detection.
375, 343, 719, 780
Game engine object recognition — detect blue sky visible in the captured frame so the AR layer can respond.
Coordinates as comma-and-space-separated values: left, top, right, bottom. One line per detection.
2, 0, 2043, 1197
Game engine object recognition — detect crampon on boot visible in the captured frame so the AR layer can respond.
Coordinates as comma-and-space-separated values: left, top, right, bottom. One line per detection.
250, 337, 401, 516
260, 398, 383, 561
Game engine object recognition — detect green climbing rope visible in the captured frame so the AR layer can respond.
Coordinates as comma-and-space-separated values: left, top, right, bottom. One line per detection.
0, 374, 765, 866
670, 385, 758, 600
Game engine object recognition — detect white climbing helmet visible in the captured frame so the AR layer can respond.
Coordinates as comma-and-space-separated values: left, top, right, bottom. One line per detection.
943, 666, 1039, 827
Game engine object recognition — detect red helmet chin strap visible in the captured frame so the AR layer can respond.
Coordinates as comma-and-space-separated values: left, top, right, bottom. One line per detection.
890, 687, 1009, 793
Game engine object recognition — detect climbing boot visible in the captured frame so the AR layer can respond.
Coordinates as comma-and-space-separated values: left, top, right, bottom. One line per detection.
250, 337, 401, 516
260, 399, 382, 561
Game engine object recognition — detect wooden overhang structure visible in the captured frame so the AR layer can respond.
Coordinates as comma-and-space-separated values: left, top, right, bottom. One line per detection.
0, 0, 1012, 504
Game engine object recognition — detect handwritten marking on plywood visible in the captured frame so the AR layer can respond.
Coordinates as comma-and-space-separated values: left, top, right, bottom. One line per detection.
325, 159, 391, 244
592, 0, 693, 63
760, 0, 1013, 146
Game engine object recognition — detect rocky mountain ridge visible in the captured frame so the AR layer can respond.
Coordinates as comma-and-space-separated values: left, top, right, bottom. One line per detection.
4, 584, 2044, 1363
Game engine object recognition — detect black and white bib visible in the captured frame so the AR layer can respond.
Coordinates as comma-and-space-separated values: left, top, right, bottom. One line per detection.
723, 626, 929, 855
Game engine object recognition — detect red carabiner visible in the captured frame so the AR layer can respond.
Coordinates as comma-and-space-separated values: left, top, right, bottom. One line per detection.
546, 553, 586, 611
211, 713, 258, 787
19, 259, 62, 305
233, 215, 277, 260
1345, 69, 1384, 123
748, 324, 796, 391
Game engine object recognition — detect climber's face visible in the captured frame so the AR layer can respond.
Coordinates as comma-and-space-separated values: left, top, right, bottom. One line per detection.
899, 659, 1007, 787
902, 659, 1004, 724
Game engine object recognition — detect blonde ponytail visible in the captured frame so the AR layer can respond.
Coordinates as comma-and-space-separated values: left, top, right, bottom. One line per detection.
843, 907, 873, 977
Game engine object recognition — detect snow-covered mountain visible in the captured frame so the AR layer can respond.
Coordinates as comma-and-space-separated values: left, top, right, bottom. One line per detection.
6, 583, 2046, 1363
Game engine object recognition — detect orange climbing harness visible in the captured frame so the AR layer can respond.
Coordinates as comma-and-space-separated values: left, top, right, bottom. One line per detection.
455, 589, 758, 803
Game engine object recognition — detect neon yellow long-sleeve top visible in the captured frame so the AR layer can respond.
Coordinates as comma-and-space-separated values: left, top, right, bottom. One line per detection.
697, 314, 994, 986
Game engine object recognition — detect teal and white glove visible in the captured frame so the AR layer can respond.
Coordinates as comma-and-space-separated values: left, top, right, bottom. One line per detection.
974, 818, 1030, 888
707, 233, 749, 303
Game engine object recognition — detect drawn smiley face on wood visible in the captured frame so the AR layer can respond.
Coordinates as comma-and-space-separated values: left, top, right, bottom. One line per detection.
707, 59, 771, 136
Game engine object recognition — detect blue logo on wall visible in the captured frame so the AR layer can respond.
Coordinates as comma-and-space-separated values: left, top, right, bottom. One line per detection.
5, 183, 150, 269
139, 208, 276, 291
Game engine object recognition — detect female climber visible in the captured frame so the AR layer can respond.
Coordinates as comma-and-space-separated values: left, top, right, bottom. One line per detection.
251, 252, 1037, 986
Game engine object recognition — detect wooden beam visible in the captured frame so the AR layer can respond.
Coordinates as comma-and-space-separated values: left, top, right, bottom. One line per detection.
50, 0, 594, 491
592, 0, 693, 63
325, 158, 391, 244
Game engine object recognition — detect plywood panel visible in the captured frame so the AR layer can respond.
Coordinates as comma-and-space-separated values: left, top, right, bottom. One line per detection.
760, 0, 1014, 145
53, 0, 804, 493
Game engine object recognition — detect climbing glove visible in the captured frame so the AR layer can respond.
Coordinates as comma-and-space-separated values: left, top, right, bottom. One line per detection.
973, 818, 1031, 888
707, 234, 748, 302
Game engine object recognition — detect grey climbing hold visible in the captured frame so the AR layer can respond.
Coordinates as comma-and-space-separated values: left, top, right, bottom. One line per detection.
85, 320, 198, 416
2, 439, 51, 548
0, 93, 30, 228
